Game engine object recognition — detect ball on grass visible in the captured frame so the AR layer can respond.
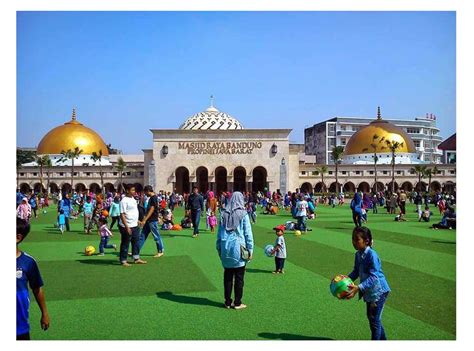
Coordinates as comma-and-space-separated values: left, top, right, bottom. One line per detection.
294, 230, 302, 236
84, 245, 96, 256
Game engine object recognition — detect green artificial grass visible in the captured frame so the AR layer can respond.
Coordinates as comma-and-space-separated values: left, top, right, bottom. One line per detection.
20, 202, 456, 340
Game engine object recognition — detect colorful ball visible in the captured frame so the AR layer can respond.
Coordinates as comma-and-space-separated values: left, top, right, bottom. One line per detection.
102, 210, 109, 218
85, 245, 96, 256
294, 230, 302, 236
330, 274, 354, 299
264, 244, 274, 257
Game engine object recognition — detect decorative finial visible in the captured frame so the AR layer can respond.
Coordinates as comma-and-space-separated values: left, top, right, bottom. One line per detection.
72, 108, 77, 121
377, 106, 382, 120
210, 95, 214, 108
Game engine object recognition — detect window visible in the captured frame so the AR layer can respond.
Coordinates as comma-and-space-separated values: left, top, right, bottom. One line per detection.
33, 173, 37, 176
413, 140, 421, 147
113, 172, 117, 176
397, 171, 402, 175
20, 173, 24, 176
341, 138, 346, 145
140, 172, 144, 176
340, 125, 346, 131
450, 170, 455, 175
383, 171, 388, 175
301, 171, 306, 175
369, 171, 374, 175
74, 172, 78, 176
342, 171, 347, 175
59, 172, 64, 176
328, 171, 333, 175
328, 124, 335, 132
407, 128, 420, 134
86, 172, 90, 176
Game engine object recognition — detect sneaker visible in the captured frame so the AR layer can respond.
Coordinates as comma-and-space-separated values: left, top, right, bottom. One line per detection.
224, 304, 231, 309
128, 252, 132, 256
134, 259, 147, 264
121, 262, 131, 267
113, 244, 117, 251
154, 252, 164, 258
97, 253, 105, 256
233, 304, 247, 310
280, 270, 285, 274
192, 234, 198, 238
272, 271, 278, 274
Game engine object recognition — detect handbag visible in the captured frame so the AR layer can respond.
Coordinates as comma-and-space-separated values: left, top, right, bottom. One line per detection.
240, 245, 250, 260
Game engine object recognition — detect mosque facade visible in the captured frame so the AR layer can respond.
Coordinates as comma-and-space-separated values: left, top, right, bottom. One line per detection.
17, 104, 457, 195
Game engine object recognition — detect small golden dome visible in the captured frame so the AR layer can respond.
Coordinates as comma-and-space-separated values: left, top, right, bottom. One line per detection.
344, 108, 416, 156
37, 109, 109, 156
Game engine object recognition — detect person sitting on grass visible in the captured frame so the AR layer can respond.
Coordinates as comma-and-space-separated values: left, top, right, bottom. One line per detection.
419, 206, 433, 222
17, 218, 50, 340
271, 225, 287, 274
181, 212, 193, 228
432, 205, 456, 229
98, 217, 117, 256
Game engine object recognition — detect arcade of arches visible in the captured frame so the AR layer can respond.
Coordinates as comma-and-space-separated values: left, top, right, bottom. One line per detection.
173, 166, 268, 194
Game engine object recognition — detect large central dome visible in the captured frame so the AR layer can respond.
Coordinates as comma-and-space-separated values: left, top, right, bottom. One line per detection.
179, 103, 244, 130
37, 109, 110, 156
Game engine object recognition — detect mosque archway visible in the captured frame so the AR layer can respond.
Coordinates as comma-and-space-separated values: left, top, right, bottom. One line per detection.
401, 181, 413, 192
49, 182, 59, 194
196, 166, 209, 194
75, 183, 86, 193
329, 182, 343, 193
33, 183, 46, 193
61, 183, 72, 194
215, 167, 228, 195
89, 183, 101, 194
343, 182, 355, 193
415, 181, 427, 192
234, 167, 246, 192
175, 167, 190, 194
372, 181, 385, 193
314, 182, 325, 193
357, 182, 370, 193
443, 181, 455, 194
386, 181, 399, 193
300, 182, 313, 194
430, 181, 441, 192
252, 166, 267, 193
20, 183, 31, 194
104, 183, 115, 193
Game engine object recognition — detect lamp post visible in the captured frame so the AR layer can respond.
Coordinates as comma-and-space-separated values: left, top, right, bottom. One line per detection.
271, 143, 278, 155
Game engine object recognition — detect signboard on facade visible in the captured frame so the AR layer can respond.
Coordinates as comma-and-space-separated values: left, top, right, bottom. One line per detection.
178, 141, 263, 155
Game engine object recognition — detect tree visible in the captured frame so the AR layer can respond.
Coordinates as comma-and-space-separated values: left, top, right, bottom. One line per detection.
35, 155, 51, 194
424, 165, 439, 194
369, 134, 386, 193
331, 146, 345, 194
17, 149, 36, 189
385, 140, 404, 193
58, 147, 83, 193
44, 157, 53, 195
411, 165, 427, 192
91, 149, 104, 194
314, 165, 328, 192
115, 156, 127, 193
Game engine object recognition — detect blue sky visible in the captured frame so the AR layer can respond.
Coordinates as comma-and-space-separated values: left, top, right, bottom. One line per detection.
17, 11, 456, 153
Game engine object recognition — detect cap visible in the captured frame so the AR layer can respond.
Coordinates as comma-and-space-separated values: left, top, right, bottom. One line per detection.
273, 225, 285, 232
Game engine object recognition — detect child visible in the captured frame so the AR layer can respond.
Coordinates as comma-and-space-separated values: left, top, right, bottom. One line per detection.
345, 226, 391, 340
83, 197, 93, 233
181, 212, 193, 228
271, 225, 287, 274
419, 206, 432, 222
208, 211, 217, 233
98, 217, 116, 256
58, 209, 66, 234
206, 206, 212, 230
16, 218, 50, 340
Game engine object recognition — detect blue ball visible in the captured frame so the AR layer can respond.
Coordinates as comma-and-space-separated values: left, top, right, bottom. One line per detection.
264, 244, 274, 257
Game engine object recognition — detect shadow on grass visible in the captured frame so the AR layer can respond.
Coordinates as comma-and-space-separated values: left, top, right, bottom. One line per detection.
156, 291, 223, 308
431, 240, 456, 245
258, 332, 333, 340
246, 268, 273, 274
76, 257, 121, 265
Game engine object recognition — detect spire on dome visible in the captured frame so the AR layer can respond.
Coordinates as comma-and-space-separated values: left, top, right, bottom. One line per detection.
72, 108, 77, 121
377, 106, 382, 120
206, 95, 219, 112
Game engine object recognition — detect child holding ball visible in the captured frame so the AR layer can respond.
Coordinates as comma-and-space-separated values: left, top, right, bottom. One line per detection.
271, 225, 287, 274
345, 226, 391, 340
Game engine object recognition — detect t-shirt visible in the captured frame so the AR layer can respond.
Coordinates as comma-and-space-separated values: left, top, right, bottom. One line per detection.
295, 200, 308, 217
399, 193, 407, 202
83, 202, 93, 215
275, 236, 287, 258
146, 195, 160, 222
119, 196, 139, 228
17, 252, 44, 336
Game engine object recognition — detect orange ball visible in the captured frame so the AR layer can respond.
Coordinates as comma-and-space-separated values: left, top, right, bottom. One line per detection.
102, 210, 109, 217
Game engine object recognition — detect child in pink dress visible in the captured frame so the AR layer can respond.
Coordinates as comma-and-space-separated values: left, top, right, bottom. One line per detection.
209, 211, 217, 233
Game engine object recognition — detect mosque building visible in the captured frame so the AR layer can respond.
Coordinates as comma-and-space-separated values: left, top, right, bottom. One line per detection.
17, 103, 456, 196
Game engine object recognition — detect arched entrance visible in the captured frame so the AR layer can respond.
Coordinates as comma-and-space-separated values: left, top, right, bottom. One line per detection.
20, 183, 31, 194
104, 183, 115, 193
75, 183, 86, 193
175, 167, 190, 194
215, 167, 228, 195
89, 183, 101, 194
415, 181, 427, 192
443, 181, 455, 194
33, 183, 46, 193
300, 182, 312, 194
61, 183, 72, 194
234, 167, 246, 192
372, 181, 385, 193
357, 182, 370, 193
49, 182, 59, 194
386, 181, 399, 193
343, 182, 355, 193
252, 166, 267, 193
314, 182, 325, 193
329, 182, 343, 193
430, 181, 441, 192
196, 167, 209, 194
401, 181, 413, 192
134, 183, 143, 193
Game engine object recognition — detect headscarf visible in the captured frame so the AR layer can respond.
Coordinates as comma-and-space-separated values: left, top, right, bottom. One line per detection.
220, 191, 248, 231
208, 191, 214, 199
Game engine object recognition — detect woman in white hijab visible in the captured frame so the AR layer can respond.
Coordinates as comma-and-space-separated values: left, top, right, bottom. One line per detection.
216, 191, 254, 309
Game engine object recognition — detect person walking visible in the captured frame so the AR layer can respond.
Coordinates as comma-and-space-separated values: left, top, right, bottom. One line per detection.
187, 186, 204, 238
216, 191, 254, 309
118, 185, 147, 266
58, 193, 73, 232
138, 185, 165, 258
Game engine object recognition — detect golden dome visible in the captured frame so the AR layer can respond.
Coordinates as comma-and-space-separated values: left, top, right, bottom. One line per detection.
37, 109, 109, 156
344, 108, 416, 156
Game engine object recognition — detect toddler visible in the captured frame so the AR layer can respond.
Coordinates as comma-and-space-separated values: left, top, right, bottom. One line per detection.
208, 211, 217, 233
98, 217, 116, 256
271, 225, 287, 274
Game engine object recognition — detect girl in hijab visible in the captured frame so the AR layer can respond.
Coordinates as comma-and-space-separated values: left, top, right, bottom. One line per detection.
216, 191, 254, 310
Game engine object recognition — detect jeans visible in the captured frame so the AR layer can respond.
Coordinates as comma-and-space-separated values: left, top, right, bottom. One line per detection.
99, 236, 114, 254
191, 209, 201, 235
110, 216, 119, 229
139, 221, 164, 253
275, 257, 285, 271
224, 266, 246, 307
119, 225, 140, 263
353, 212, 362, 227
297, 216, 307, 231
366, 292, 389, 340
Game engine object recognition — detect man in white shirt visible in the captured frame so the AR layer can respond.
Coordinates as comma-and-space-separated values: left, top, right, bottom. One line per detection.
295, 194, 309, 232
119, 185, 147, 266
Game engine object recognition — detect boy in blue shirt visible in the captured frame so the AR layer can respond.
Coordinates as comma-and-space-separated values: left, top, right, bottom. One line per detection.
16, 218, 50, 340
